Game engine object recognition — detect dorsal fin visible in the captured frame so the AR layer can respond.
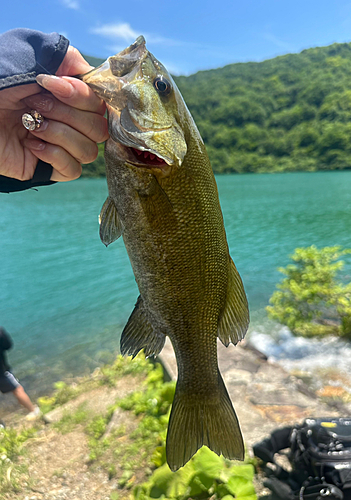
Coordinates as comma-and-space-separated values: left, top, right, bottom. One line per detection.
217, 257, 249, 346
121, 296, 166, 358
99, 197, 124, 246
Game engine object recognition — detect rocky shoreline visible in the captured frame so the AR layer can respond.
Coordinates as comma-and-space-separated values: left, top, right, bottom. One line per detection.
159, 338, 349, 453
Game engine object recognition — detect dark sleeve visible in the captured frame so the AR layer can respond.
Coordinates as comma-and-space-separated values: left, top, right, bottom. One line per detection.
0, 161, 55, 193
0, 28, 70, 193
0, 327, 13, 351
0, 28, 69, 90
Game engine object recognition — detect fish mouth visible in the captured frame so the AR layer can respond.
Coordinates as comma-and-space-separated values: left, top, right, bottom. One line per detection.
77, 36, 148, 104
107, 106, 175, 169
125, 146, 169, 169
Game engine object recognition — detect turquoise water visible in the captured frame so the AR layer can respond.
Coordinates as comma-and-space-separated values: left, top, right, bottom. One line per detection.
1, 172, 351, 395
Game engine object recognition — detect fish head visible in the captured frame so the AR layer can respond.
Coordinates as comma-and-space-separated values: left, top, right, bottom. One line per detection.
80, 36, 193, 173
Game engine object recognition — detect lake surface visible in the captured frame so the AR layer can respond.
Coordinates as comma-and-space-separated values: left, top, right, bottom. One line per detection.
1, 172, 351, 398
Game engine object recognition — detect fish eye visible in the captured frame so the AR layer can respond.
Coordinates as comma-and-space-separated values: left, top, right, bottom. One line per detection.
153, 76, 172, 96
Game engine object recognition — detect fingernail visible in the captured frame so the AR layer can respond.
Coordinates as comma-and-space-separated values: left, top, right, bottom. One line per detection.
36, 74, 74, 98
23, 138, 46, 151
31, 119, 49, 133
23, 94, 54, 112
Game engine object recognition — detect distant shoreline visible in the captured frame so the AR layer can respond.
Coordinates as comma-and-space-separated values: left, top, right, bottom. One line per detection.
80, 167, 351, 178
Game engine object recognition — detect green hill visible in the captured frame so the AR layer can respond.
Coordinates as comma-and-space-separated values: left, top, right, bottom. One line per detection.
84, 42, 351, 175
83, 54, 105, 68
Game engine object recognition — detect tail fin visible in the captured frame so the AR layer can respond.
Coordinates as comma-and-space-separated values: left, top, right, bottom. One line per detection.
166, 373, 244, 471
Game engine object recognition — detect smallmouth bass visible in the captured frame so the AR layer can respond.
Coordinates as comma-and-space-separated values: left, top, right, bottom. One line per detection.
80, 37, 249, 471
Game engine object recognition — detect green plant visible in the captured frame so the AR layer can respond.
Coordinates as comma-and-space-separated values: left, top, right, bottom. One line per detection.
53, 403, 89, 434
86, 415, 109, 439
38, 381, 81, 414
84, 359, 174, 478
118, 363, 175, 419
38, 355, 154, 415
88, 436, 110, 462
109, 366, 174, 471
133, 446, 256, 500
0, 427, 36, 494
267, 245, 351, 337
99, 355, 154, 387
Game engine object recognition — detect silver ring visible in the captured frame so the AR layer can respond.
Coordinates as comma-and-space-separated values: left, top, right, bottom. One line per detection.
22, 110, 45, 131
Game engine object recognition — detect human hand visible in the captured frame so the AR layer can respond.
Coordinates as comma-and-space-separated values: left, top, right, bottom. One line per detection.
0, 45, 109, 182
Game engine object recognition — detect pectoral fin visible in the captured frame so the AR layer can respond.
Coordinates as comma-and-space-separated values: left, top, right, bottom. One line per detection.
99, 197, 124, 246
217, 257, 249, 346
121, 296, 166, 358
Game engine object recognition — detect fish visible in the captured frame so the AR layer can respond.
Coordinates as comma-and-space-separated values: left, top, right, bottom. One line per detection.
80, 36, 249, 471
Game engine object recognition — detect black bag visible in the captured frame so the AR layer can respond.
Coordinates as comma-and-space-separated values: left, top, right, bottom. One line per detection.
253, 418, 351, 500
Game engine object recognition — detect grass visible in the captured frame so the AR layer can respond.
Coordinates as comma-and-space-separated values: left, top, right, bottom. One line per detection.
0, 427, 37, 497
37, 354, 153, 414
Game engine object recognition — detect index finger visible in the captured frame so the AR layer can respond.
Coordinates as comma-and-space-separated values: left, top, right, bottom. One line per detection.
56, 45, 92, 77
36, 74, 106, 114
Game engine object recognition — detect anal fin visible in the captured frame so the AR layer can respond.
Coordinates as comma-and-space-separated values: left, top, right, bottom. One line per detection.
121, 296, 166, 358
99, 196, 124, 247
218, 257, 249, 347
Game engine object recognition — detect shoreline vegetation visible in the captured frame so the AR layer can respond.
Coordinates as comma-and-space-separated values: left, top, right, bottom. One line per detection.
0, 355, 257, 500
3, 344, 351, 499
84, 41, 351, 177
267, 246, 351, 339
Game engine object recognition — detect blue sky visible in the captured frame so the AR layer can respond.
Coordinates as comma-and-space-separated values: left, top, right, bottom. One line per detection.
2, 0, 351, 75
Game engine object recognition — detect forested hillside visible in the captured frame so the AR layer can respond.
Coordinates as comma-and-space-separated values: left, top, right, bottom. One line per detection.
84, 42, 351, 175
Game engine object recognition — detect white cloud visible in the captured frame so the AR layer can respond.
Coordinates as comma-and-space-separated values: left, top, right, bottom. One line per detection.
90, 22, 188, 48
91, 23, 140, 42
90, 22, 228, 74
60, 0, 80, 9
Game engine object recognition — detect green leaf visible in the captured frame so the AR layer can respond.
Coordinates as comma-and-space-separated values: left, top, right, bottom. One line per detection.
216, 484, 235, 497
227, 464, 255, 481
187, 471, 214, 497
151, 445, 167, 468
235, 496, 257, 500
192, 446, 224, 478
227, 476, 256, 497
148, 462, 194, 498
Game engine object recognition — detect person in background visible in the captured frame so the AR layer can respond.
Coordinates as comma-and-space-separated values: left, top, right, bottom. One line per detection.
0, 326, 40, 420
0, 28, 109, 193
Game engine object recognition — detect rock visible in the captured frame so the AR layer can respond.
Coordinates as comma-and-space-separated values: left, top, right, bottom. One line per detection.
223, 368, 253, 385
91, 367, 101, 378
102, 408, 123, 439
31, 488, 45, 494
42, 407, 64, 424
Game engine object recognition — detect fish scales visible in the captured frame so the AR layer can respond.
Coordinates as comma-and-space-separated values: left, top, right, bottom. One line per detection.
80, 36, 249, 471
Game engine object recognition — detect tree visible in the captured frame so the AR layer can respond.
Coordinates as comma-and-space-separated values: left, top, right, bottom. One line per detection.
82, 41, 351, 176
266, 246, 351, 338
83, 143, 106, 177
